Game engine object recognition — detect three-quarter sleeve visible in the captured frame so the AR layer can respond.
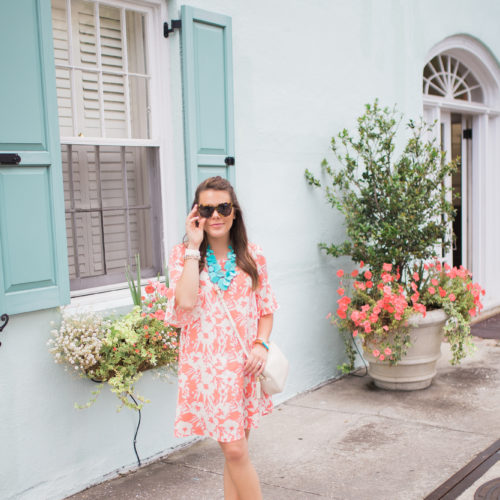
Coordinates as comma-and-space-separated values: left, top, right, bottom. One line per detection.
253, 245, 279, 317
165, 244, 197, 328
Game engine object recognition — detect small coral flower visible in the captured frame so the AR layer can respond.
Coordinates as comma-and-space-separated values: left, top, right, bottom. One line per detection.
383, 263, 392, 272
337, 288, 345, 296
337, 269, 344, 278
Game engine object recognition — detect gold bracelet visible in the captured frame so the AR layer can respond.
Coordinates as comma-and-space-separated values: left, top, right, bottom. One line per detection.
184, 254, 200, 261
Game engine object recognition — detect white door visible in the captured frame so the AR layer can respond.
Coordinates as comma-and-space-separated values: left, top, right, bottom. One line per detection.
424, 107, 474, 270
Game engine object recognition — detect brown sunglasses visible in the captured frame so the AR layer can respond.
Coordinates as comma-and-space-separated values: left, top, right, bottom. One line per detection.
198, 202, 233, 218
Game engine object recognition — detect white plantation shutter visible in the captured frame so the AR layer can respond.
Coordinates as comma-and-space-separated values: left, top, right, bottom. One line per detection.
52, 0, 73, 136
52, 0, 160, 291
100, 5, 127, 138
61, 144, 160, 289
52, 0, 149, 140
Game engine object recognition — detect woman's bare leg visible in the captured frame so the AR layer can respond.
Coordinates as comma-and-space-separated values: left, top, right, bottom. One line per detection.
220, 429, 261, 500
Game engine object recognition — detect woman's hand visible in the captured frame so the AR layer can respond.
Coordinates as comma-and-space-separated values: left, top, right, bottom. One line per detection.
186, 204, 206, 248
244, 344, 268, 377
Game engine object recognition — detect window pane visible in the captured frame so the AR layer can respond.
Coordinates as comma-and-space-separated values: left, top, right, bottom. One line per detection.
129, 208, 153, 269
55, 67, 74, 136
62, 144, 160, 289
52, 0, 73, 135
74, 211, 105, 277
76, 0, 97, 68
125, 147, 150, 207
65, 213, 76, 277
103, 209, 129, 272
61, 145, 101, 211
52, 0, 70, 64
52, 0, 151, 140
126, 11, 147, 74
99, 146, 125, 209
129, 76, 150, 139
99, 5, 123, 72
74, 69, 101, 137
103, 72, 127, 138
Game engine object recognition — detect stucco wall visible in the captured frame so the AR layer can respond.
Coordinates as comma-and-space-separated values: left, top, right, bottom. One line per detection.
2, 1, 500, 498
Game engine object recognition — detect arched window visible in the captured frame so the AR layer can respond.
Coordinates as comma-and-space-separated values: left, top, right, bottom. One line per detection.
423, 54, 483, 103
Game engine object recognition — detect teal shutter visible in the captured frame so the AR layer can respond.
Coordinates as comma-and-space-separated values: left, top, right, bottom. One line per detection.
180, 6, 235, 206
0, 0, 69, 315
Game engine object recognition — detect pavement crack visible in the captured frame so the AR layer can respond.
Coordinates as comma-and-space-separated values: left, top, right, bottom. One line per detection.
284, 401, 493, 437
175, 463, 327, 497
176, 463, 224, 477
259, 480, 325, 497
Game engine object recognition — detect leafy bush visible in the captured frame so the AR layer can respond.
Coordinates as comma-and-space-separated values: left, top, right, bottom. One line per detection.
305, 100, 457, 280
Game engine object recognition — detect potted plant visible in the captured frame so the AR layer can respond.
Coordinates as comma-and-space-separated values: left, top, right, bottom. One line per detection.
48, 278, 179, 410
330, 260, 484, 389
306, 100, 485, 389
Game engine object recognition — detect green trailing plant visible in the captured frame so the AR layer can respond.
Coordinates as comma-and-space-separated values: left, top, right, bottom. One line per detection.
305, 99, 457, 280
49, 264, 179, 411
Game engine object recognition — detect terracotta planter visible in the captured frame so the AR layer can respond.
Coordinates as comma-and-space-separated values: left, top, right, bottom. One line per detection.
365, 309, 447, 391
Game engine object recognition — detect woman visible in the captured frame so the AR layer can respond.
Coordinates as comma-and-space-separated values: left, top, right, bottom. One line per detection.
166, 176, 278, 500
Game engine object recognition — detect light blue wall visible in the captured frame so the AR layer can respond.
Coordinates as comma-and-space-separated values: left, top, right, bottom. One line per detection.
2, 1, 500, 498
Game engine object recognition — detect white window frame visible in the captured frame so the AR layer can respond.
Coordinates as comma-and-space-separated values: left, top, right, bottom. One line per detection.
422, 35, 500, 310
52, 0, 180, 307
56, 0, 162, 147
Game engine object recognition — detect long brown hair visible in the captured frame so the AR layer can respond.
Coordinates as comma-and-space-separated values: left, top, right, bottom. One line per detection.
191, 176, 259, 290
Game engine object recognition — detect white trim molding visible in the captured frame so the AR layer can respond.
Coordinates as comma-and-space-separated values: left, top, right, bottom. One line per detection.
426, 35, 500, 108
423, 34, 500, 311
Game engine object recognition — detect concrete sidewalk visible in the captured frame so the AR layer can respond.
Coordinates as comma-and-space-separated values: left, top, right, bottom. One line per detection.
69, 337, 500, 500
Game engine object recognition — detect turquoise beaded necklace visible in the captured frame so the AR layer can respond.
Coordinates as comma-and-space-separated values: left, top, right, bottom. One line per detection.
206, 245, 237, 291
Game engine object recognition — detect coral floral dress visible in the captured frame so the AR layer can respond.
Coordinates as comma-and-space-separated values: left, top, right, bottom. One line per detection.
166, 242, 278, 443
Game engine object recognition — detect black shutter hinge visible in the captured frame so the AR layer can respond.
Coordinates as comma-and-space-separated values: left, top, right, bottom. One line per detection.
463, 129, 472, 140
0, 313, 9, 348
224, 156, 235, 166
0, 153, 21, 165
164, 20, 181, 38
